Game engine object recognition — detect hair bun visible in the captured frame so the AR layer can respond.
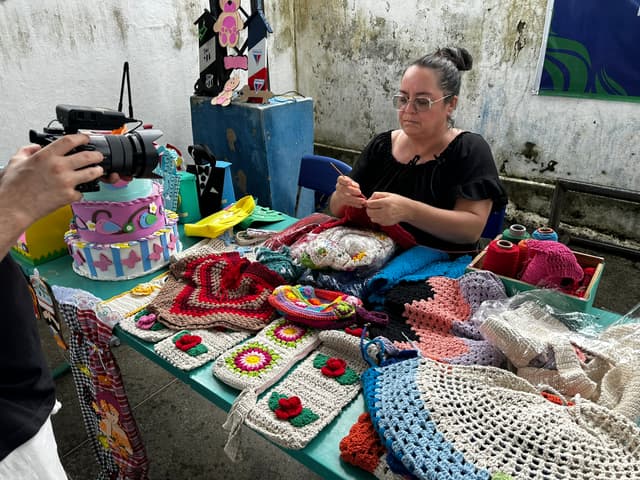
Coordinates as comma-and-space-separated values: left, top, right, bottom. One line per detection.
436, 47, 473, 72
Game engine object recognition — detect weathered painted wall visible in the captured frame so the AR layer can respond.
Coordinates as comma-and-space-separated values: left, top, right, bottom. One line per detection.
1, 0, 638, 193
293, 0, 639, 192
0, 0, 297, 165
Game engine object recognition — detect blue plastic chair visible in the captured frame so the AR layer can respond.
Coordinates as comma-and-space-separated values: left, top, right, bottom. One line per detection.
481, 206, 506, 239
295, 154, 352, 217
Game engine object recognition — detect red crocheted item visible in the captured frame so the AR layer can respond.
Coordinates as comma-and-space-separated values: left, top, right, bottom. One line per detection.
263, 212, 333, 250
311, 206, 417, 250
149, 252, 285, 331
339, 413, 387, 473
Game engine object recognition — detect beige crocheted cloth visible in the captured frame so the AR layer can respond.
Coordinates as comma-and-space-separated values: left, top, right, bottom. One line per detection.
411, 358, 640, 478
480, 301, 640, 422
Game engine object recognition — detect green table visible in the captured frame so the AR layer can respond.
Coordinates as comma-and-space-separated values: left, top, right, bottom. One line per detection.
15, 221, 623, 480
14, 222, 374, 480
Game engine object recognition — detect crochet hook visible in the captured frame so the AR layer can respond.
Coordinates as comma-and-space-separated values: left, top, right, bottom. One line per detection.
329, 162, 347, 176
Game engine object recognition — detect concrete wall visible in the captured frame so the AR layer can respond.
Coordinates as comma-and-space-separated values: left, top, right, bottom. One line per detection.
0, 0, 298, 164
1, 0, 639, 239
292, 0, 639, 192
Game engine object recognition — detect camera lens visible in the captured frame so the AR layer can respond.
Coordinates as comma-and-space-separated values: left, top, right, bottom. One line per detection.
88, 129, 162, 178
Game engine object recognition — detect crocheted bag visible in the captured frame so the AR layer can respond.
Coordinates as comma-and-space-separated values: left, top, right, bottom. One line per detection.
268, 284, 388, 330
289, 225, 397, 271
361, 353, 640, 480
237, 330, 370, 453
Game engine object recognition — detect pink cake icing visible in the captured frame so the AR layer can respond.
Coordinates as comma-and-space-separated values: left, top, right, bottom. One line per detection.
65, 180, 182, 281
71, 181, 164, 243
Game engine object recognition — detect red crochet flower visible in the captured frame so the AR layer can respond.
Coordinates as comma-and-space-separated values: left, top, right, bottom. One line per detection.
344, 326, 363, 337
275, 396, 303, 420
321, 357, 347, 377
175, 334, 202, 352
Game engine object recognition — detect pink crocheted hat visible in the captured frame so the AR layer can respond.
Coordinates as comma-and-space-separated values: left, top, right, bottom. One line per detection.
520, 240, 584, 291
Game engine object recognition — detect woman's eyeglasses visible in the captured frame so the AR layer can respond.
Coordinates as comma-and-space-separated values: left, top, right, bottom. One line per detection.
392, 94, 451, 112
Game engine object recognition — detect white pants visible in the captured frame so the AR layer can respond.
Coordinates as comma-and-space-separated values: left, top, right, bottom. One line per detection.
0, 402, 67, 480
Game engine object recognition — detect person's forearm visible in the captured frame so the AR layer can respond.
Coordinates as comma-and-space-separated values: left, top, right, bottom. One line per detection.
0, 201, 32, 260
403, 199, 489, 244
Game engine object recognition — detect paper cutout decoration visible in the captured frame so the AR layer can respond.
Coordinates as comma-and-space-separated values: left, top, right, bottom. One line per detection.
211, 75, 241, 106
213, 0, 245, 48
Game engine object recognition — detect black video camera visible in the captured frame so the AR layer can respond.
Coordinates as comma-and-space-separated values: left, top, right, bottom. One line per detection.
29, 105, 163, 192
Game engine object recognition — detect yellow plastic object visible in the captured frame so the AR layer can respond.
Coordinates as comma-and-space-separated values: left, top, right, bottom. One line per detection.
184, 195, 255, 238
12, 205, 73, 265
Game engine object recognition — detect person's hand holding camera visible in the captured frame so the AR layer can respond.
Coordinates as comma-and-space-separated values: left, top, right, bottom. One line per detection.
0, 134, 104, 256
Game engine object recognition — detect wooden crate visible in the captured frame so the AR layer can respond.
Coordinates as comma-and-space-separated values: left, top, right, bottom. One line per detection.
466, 247, 605, 313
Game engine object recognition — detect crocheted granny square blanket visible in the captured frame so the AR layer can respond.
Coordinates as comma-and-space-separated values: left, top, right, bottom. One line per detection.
154, 328, 250, 371
147, 252, 284, 331
362, 356, 640, 480
371, 271, 507, 367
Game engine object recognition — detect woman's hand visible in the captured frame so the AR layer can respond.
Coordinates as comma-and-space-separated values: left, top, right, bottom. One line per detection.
334, 175, 366, 207
365, 191, 409, 226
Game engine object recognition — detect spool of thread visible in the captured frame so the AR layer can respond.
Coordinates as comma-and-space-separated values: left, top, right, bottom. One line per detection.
501, 224, 530, 243
531, 226, 559, 242
482, 239, 520, 278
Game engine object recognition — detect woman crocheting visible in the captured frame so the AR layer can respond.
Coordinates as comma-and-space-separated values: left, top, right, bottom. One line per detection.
329, 46, 507, 253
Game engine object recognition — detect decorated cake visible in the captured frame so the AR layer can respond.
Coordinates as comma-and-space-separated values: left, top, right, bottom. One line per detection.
64, 179, 182, 280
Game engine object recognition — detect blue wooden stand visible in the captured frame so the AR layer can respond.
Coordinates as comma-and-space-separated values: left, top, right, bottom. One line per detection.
190, 96, 314, 216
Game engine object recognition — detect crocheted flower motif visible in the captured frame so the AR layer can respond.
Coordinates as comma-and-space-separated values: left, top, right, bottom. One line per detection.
344, 326, 364, 337
266, 321, 310, 348
313, 354, 359, 385
322, 358, 346, 377
175, 334, 201, 351
275, 396, 302, 419
227, 342, 280, 376
268, 392, 319, 427
173, 332, 208, 356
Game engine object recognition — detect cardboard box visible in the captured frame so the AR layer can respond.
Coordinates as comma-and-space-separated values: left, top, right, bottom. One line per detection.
467, 246, 605, 313
11, 205, 72, 265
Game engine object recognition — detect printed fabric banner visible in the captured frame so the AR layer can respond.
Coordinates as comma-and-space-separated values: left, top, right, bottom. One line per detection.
538, 0, 640, 103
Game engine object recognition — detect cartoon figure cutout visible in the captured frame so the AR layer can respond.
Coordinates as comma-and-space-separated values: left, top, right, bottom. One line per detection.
93, 391, 134, 462
213, 0, 244, 48
29, 269, 67, 350
211, 75, 241, 106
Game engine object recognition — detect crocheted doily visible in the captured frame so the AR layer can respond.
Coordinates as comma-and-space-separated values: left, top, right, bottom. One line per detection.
362, 356, 640, 479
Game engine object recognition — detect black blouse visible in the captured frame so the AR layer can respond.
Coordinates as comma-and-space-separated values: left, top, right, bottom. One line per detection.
350, 130, 508, 252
